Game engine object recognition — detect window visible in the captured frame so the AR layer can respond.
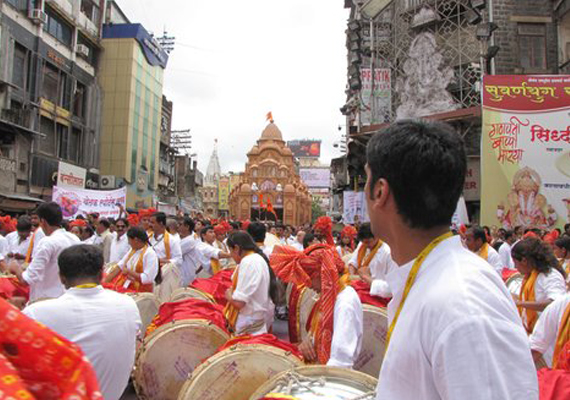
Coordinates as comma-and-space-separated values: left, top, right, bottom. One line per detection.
77, 33, 98, 66
42, 63, 59, 103
73, 82, 87, 118
80, 0, 100, 23
69, 128, 81, 163
44, 6, 73, 47
57, 123, 68, 160
12, 43, 28, 89
5, 0, 28, 12
39, 117, 56, 155
518, 23, 547, 70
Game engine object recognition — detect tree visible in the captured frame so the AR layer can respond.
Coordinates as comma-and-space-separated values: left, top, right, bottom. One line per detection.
311, 197, 325, 225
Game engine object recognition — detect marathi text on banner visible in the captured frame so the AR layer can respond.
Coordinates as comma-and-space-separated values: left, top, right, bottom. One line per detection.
52, 186, 127, 220
481, 75, 570, 231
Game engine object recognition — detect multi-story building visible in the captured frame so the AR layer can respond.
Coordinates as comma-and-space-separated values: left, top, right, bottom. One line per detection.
157, 95, 176, 203
97, 17, 169, 208
175, 154, 203, 214
0, 0, 104, 211
339, 0, 568, 222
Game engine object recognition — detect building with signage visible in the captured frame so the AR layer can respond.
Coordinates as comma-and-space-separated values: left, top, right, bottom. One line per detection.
0, 0, 104, 211
157, 95, 176, 203
228, 122, 312, 225
98, 22, 169, 208
200, 140, 221, 219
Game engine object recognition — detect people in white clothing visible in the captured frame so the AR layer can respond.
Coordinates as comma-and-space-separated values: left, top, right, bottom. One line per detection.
5, 216, 33, 266
465, 226, 504, 275
149, 212, 182, 268
29, 210, 46, 258
108, 218, 130, 264
554, 236, 570, 286
23, 244, 141, 400
225, 231, 276, 335
94, 219, 114, 263
9, 202, 81, 302
0, 233, 8, 258
167, 218, 180, 241
365, 120, 537, 399
292, 230, 305, 251
498, 230, 516, 270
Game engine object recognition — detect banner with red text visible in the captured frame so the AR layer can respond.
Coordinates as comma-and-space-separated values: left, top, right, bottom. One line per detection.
52, 186, 127, 219
481, 75, 570, 230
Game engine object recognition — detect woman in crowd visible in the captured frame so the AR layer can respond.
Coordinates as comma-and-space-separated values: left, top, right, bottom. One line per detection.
553, 236, 570, 288
224, 231, 277, 335
513, 237, 567, 334
336, 225, 356, 258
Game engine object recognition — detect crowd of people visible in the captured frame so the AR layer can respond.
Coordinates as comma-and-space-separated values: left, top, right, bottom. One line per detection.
0, 119, 569, 399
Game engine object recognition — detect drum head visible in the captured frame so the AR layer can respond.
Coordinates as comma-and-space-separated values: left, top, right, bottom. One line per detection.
506, 273, 523, 296
354, 305, 388, 378
249, 365, 378, 400
341, 252, 353, 266
129, 293, 160, 333
298, 288, 318, 342
170, 288, 214, 303
178, 344, 303, 400
154, 263, 183, 303
134, 319, 229, 400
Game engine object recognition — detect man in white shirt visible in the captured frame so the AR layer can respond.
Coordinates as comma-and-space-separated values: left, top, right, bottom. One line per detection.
10, 202, 80, 302
150, 212, 182, 268
23, 244, 141, 400
498, 229, 516, 270
94, 219, 114, 263
109, 218, 130, 265
292, 230, 305, 251
349, 222, 397, 298
465, 226, 504, 275
0, 233, 8, 259
5, 216, 33, 266
365, 120, 537, 399
167, 218, 181, 240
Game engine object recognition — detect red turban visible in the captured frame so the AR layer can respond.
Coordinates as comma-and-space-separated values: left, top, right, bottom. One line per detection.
340, 225, 357, 250
523, 231, 539, 239
127, 213, 140, 227
313, 216, 334, 246
69, 219, 87, 228
0, 216, 16, 233
241, 219, 251, 231
214, 225, 226, 236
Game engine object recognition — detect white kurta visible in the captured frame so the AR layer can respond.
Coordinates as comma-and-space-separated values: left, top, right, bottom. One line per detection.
0, 234, 8, 257
233, 253, 274, 334
30, 227, 45, 259
109, 233, 130, 264
150, 231, 182, 267
483, 244, 504, 275
117, 246, 159, 286
327, 286, 363, 368
498, 242, 515, 270
179, 235, 221, 285
529, 293, 570, 355
6, 233, 32, 265
23, 286, 142, 400
349, 242, 397, 298
377, 235, 538, 400
22, 229, 80, 301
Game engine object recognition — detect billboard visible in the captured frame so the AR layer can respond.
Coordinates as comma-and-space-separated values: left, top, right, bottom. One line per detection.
57, 161, 86, 189
299, 168, 330, 188
481, 75, 570, 230
360, 68, 392, 125
287, 140, 321, 158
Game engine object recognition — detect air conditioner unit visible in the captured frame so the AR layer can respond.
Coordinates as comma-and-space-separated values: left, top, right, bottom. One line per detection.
29, 9, 47, 25
100, 175, 116, 189
77, 44, 90, 58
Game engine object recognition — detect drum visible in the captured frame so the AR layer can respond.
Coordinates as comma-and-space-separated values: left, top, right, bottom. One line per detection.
170, 287, 214, 303
506, 272, 523, 296
177, 343, 304, 400
354, 304, 389, 378
154, 263, 183, 303
104, 262, 118, 275
297, 287, 318, 342
249, 366, 378, 400
129, 292, 160, 333
134, 319, 229, 400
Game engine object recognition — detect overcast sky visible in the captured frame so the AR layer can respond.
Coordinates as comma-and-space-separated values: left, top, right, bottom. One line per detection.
116, 0, 350, 174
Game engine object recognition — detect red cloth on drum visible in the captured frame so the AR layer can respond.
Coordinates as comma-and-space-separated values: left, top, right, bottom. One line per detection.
258, 395, 299, 400
350, 280, 389, 308
0, 276, 30, 301
288, 284, 304, 343
537, 368, 570, 400
216, 334, 303, 361
0, 299, 103, 399
146, 298, 228, 336
191, 269, 234, 306
502, 268, 518, 282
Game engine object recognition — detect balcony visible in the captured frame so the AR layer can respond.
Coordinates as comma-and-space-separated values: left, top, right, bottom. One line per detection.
46, 0, 73, 18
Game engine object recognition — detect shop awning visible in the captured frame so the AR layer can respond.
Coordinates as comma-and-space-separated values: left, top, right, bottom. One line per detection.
0, 193, 44, 212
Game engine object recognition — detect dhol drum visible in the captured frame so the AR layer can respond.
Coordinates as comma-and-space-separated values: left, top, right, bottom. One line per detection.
169, 287, 214, 303
354, 304, 389, 378
506, 272, 523, 297
128, 292, 160, 333
134, 319, 229, 400
177, 343, 304, 400
249, 366, 378, 400
154, 263, 183, 303
297, 287, 318, 342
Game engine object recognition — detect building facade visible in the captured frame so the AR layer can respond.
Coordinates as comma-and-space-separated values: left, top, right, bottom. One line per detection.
229, 123, 312, 226
0, 0, 104, 211
199, 140, 221, 219
98, 22, 168, 208
157, 95, 175, 203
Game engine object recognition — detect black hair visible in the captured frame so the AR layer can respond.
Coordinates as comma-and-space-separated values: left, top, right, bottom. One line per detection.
230, 222, 240, 230
227, 231, 278, 304
303, 233, 317, 249
16, 216, 32, 232
357, 223, 374, 241
115, 218, 129, 227
366, 120, 466, 229
200, 225, 214, 238
555, 236, 570, 253
564, 223, 570, 233
512, 238, 565, 278
83, 225, 94, 236
76, 215, 85, 220
504, 230, 514, 241
108, 217, 116, 225
99, 219, 110, 229
58, 244, 103, 281
182, 217, 195, 232
470, 226, 487, 243
36, 202, 63, 227
127, 226, 149, 243
247, 222, 267, 243
514, 225, 524, 234
152, 212, 167, 226
275, 223, 285, 230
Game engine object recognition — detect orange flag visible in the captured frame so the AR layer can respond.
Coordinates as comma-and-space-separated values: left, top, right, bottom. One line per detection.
266, 112, 274, 123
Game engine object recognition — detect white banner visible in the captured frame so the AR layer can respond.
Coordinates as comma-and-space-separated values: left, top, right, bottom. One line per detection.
299, 168, 330, 188
343, 191, 370, 224
451, 196, 470, 229
57, 161, 86, 189
53, 186, 127, 219
360, 68, 392, 126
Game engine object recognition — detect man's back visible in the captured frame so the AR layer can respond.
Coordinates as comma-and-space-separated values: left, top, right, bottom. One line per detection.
24, 286, 141, 400
378, 235, 538, 399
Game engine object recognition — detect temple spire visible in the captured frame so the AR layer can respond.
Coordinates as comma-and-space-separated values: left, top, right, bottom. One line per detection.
204, 138, 221, 186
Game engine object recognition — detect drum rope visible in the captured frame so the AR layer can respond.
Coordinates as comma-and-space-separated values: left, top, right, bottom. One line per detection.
269, 371, 376, 399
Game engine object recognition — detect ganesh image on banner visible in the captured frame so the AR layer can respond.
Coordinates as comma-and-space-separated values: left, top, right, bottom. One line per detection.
497, 167, 557, 229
